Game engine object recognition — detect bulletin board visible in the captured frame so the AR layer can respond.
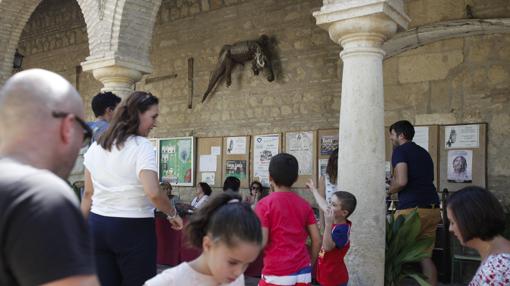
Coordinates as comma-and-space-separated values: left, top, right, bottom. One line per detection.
283, 130, 317, 188
196, 137, 223, 188
438, 123, 487, 192
385, 125, 439, 187
159, 137, 194, 186
251, 134, 281, 188
223, 136, 251, 188
317, 129, 339, 182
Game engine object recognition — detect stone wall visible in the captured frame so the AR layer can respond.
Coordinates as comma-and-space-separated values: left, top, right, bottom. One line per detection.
15, 0, 510, 204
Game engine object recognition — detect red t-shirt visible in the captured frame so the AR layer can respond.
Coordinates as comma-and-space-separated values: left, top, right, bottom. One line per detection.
255, 191, 317, 276
316, 221, 351, 286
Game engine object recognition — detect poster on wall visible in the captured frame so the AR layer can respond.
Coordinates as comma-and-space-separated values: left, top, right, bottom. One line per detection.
414, 126, 429, 152
447, 150, 473, 183
225, 160, 247, 181
319, 159, 328, 178
253, 134, 279, 187
320, 135, 338, 155
159, 137, 194, 186
226, 137, 247, 154
201, 172, 215, 185
286, 131, 313, 175
445, 125, 480, 149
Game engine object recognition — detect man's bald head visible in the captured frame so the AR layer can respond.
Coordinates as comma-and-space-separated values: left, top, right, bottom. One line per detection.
0, 69, 85, 178
0, 69, 83, 134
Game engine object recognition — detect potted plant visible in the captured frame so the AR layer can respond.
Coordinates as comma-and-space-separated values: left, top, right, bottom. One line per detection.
385, 209, 434, 286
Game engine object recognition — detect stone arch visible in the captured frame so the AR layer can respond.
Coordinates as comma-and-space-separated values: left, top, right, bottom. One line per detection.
383, 18, 510, 58
0, 0, 42, 84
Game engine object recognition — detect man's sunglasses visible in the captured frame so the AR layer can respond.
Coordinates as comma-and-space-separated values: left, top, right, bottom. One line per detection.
52, 111, 93, 148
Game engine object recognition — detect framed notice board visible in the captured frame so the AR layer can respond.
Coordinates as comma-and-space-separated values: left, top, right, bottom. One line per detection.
223, 136, 251, 188
251, 134, 281, 188
317, 129, 339, 182
283, 130, 317, 188
159, 136, 194, 186
438, 123, 487, 192
196, 137, 223, 188
385, 125, 439, 187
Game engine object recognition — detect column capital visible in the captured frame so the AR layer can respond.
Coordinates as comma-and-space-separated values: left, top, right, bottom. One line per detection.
313, 0, 410, 46
87, 65, 143, 99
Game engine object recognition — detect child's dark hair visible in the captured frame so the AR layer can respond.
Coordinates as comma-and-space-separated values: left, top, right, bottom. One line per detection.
334, 191, 357, 218
186, 192, 262, 248
198, 182, 212, 196
223, 176, 241, 192
447, 186, 505, 242
268, 153, 298, 187
91, 91, 121, 117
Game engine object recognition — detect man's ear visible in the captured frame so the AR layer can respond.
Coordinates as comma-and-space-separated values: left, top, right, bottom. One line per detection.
59, 114, 75, 145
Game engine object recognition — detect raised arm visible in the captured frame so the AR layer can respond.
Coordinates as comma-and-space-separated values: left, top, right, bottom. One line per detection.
305, 179, 329, 212
139, 170, 183, 230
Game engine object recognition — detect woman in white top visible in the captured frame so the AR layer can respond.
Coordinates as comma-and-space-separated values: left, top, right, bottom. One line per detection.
318, 148, 338, 230
191, 182, 212, 210
81, 91, 183, 286
447, 186, 510, 285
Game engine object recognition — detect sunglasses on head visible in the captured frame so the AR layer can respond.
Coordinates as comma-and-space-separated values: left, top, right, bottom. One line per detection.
52, 111, 93, 148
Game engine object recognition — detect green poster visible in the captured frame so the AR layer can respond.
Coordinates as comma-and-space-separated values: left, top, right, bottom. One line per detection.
159, 137, 194, 186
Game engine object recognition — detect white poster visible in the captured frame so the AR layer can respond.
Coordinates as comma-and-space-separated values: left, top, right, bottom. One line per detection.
319, 159, 328, 178
445, 125, 480, 149
226, 137, 247, 154
211, 146, 221, 156
447, 150, 473, 183
199, 155, 217, 172
201, 172, 215, 185
253, 134, 280, 187
286, 131, 313, 175
414, 126, 429, 151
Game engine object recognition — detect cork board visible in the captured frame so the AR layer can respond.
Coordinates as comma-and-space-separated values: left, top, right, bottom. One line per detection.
317, 129, 339, 182
438, 123, 487, 192
385, 125, 439, 188
283, 130, 317, 188
223, 136, 250, 188
250, 134, 281, 188
196, 137, 223, 188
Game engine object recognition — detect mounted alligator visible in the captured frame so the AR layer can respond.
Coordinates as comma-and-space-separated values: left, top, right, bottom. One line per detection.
202, 35, 275, 102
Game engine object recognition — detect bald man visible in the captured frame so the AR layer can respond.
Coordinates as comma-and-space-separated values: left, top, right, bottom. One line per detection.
0, 69, 99, 286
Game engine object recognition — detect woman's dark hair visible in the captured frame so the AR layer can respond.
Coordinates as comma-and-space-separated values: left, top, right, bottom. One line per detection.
326, 148, 338, 184
198, 182, 212, 196
98, 91, 158, 151
186, 192, 262, 248
447, 186, 505, 242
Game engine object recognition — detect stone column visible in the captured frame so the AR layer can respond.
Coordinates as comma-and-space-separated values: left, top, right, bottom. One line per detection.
314, 2, 410, 285
81, 57, 151, 99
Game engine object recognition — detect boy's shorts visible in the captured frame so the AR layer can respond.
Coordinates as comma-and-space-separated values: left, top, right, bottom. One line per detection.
258, 266, 312, 286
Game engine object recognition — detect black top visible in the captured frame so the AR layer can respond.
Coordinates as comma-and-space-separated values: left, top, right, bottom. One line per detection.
391, 142, 440, 209
0, 158, 95, 286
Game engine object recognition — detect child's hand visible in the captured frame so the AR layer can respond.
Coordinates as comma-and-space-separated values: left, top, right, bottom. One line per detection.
305, 179, 317, 192
324, 207, 334, 225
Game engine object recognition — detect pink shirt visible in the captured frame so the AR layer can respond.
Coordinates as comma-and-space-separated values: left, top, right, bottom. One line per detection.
255, 191, 317, 276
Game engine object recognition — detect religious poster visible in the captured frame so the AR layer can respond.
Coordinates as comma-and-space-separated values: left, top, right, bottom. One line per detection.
319, 159, 328, 178
159, 137, 194, 186
225, 160, 247, 181
253, 134, 279, 187
445, 125, 480, 149
320, 135, 338, 155
226, 136, 247, 154
414, 126, 429, 152
286, 131, 313, 175
447, 150, 473, 183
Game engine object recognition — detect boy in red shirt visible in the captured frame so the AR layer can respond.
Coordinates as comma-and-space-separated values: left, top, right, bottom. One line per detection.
306, 179, 357, 286
255, 153, 321, 286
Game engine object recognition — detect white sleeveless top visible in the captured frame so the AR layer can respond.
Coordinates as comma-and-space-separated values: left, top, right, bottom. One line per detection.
324, 174, 337, 204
